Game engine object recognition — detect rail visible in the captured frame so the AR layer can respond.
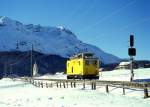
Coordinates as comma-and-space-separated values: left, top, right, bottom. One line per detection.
20, 77, 150, 98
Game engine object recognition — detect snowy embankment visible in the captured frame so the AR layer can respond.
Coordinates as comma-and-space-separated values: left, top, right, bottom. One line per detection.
100, 68, 150, 82
0, 68, 150, 107
37, 68, 150, 82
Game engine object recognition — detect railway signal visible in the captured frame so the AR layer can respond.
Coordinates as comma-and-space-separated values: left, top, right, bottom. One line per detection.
128, 35, 136, 81
128, 35, 136, 56
128, 48, 136, 56
130, 35, 134, 47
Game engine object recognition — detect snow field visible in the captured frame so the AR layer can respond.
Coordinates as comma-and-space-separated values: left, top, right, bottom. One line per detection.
0, 80, 150, 107
1, 68, 150, 107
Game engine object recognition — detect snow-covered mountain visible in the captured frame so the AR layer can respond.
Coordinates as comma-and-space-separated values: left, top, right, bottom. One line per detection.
0, 16, 120, 64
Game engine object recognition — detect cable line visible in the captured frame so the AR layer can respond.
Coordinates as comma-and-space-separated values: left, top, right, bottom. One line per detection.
79, 0, 136, 33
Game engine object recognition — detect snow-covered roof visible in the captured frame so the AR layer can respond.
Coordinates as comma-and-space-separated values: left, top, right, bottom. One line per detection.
119, 62, 131, 66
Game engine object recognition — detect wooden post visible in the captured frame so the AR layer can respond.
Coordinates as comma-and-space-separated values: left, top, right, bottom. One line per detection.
94, 82, 96, 90
41, 82, 43, 88
106, 85, 109, 93
35, 81, 37, 87
33, 81, 35, 86
123, 84, 125, 95
91, 82, 93, 90
34, 81, 37, 86
29, 78, 31, 83
38, 82, 40, 87
91, 81, 96, 90
57, 82, 58, 88
46, 82, 48, 88
60, 82, 62, 88
83, 81, 85, 89
63, 82, 66, 88
66, 82, 68, 88
144, 84, 149, 98
32, 80, 34, 84
30, 78, 33, 83
51, 82, 53, 88
71, 82, 73, 88
74, 82, 76, 88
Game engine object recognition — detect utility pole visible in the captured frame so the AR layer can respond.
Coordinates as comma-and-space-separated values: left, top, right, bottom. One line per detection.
10, 64, 12, 78
31, 44, 33, 78
128, 35, 136, 82
4, 61, 7, 77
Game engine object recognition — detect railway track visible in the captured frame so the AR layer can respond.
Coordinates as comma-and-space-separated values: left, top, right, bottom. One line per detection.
21, 77, 150, 89
20, 77, 150, 98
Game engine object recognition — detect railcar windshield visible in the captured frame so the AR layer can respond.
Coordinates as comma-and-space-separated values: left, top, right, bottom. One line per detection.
85, 59, 98, 66
84, 53, 93, 58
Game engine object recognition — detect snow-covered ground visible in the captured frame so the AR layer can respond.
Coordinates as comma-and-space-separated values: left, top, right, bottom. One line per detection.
0, 68, 150, 107
100, 68, 150, 82
37, 68, 150, 82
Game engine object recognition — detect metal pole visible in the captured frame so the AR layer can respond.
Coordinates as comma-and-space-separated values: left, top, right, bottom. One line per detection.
130, 56, 134, 82
31, 44, 33, 78
10, 65, 12, 78
4, 62, 7, 77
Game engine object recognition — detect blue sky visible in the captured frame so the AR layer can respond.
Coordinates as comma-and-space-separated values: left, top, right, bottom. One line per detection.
0, 0, 150, 60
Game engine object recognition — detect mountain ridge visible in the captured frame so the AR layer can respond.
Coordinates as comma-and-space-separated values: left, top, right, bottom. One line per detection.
0, 16, 121, 64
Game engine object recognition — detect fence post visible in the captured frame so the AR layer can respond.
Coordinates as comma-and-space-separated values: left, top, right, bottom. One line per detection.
83, 80, 85, 89
144, 84, 149, 98
74, 82, 76, 88
91, 82, 93, 90
34, 81, 37, 86
60, 82, 62, 88
71, 82, 73, 88
66, 82, 68, 88
51, 82, 53, 88
57, 82, 58, 88
38, 82, 40, 87
123, 84, 125, 95
32, 80, 34, 84
63, 82, 66, 88
106, 85, 109, 93
29, 78, 31, 83
41, 82, 43, 88
94, 81, 96, 90
46, 82, 48, 88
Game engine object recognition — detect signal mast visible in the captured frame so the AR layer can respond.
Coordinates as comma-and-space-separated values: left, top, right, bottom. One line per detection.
128, 35, 136, 81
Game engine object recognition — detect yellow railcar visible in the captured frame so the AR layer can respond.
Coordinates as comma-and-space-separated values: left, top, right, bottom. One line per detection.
66, 53, 99, 79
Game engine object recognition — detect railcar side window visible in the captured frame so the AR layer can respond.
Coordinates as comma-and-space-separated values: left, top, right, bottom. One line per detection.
85, 60, 89, 65
78, 61, 80, 66
93, 60, 97, 65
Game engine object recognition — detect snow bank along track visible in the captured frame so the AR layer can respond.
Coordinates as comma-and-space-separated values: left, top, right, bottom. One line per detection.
20, 77, 150, 98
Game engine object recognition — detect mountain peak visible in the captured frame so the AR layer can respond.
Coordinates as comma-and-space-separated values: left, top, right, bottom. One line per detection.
57, 26, 65, 30
0, 16, 12, 24
0, 16, 23, 26
0, 16, 10, 20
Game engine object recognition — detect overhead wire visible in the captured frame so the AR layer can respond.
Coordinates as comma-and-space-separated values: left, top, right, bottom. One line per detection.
118, 17, 150, 31
69, 0, 96, 28
65, 0, 87, 26
9, 51, 31, 66
79, 0, 136, 33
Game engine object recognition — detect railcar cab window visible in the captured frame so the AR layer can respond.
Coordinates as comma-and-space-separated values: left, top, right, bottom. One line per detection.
84, 53, 93, 58
85, 60, 97, 66
78, 54, 82, 58
93, 60, 97, 66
